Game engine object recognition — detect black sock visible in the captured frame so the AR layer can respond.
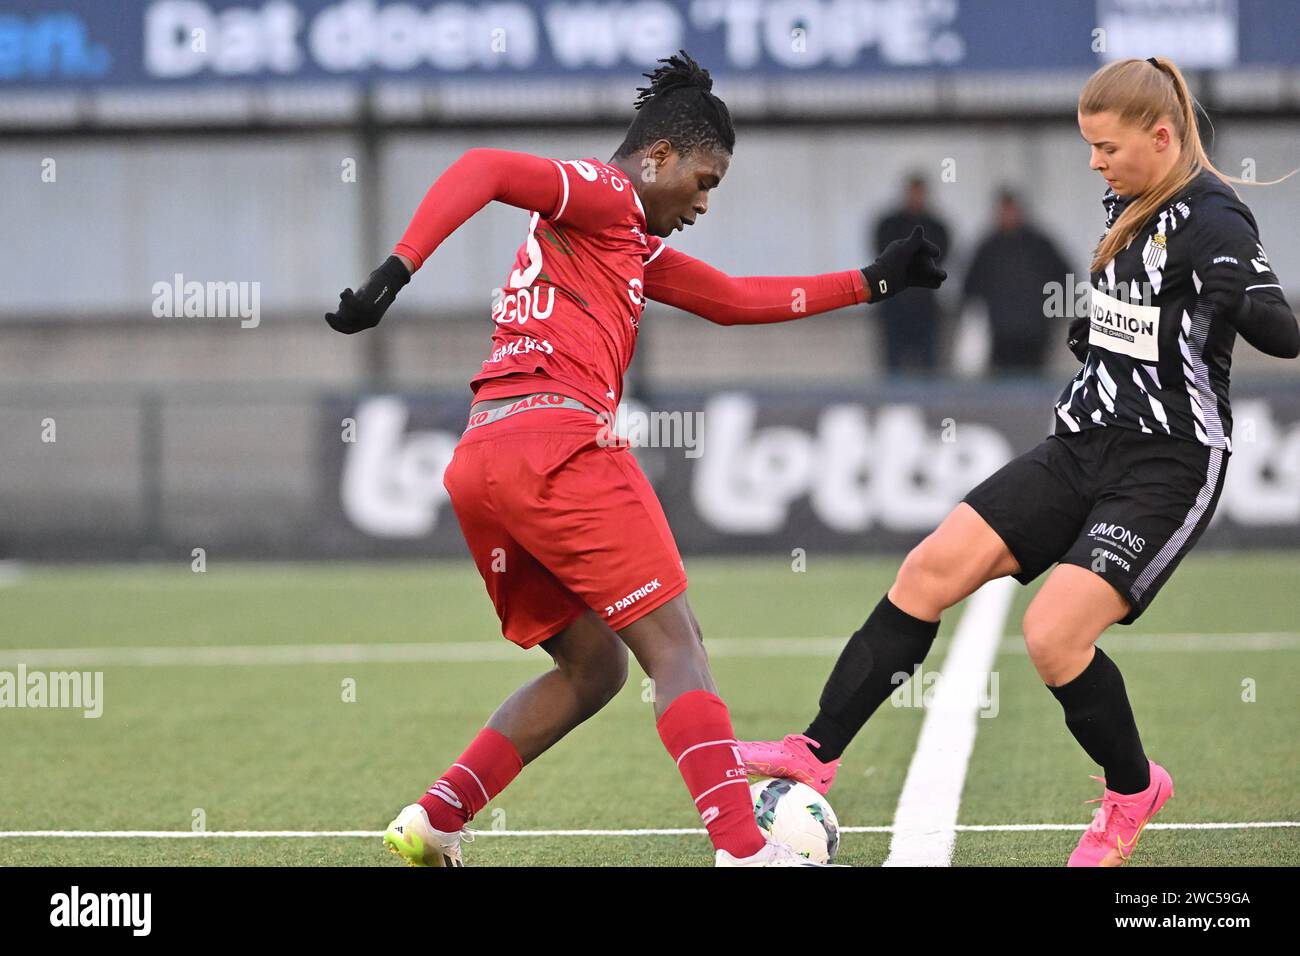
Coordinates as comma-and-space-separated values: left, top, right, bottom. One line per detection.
1047, 647, 1150, 794
804, 595, 940, 762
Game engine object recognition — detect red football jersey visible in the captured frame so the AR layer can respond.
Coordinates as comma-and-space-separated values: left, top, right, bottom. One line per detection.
472, 157, 656, 415
392, 148, 867, 415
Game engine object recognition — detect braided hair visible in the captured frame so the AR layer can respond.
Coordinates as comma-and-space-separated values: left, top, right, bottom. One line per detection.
613, 50, 735, 160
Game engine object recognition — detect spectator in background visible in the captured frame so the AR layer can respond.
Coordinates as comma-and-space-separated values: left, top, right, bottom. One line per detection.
871, 174, 951, 372
963, 189, 1072, 373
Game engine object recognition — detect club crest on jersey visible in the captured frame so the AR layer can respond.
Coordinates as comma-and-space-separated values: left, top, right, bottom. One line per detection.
1142, 230, 1167, 271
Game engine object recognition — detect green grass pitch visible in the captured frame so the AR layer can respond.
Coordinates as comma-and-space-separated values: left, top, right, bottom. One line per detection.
0, 554, 1296, 866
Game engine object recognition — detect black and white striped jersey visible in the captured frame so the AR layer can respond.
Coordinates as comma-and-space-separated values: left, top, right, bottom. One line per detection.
1054, 169, 1288, 452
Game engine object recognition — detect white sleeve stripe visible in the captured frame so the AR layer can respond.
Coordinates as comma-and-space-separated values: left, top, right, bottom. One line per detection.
549, 159, 570, 221
644, 242, 667, 265
1245, 284, 1282, 292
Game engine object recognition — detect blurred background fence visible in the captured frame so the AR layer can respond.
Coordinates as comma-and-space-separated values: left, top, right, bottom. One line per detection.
1, 0, 1297, 560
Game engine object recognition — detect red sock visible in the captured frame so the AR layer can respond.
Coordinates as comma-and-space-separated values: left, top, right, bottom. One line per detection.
656, 689, 765, 859
418, 727, 523, 832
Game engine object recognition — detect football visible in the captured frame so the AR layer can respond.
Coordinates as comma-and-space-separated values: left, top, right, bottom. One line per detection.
749, 776, 841, 864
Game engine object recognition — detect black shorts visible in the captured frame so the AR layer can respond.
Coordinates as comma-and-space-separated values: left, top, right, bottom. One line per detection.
962, 427, 1228, 625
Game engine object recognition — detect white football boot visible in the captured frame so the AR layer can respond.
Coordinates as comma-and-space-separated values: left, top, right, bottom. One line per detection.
715, 837, 838, 867
383, 803, 472, 867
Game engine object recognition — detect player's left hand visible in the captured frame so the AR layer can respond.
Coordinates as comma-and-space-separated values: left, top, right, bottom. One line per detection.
861, 225, 947, 303
326, 256, 411, 334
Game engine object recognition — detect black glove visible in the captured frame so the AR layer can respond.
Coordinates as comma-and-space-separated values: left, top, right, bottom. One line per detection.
861, 225, 947, 303
1067, 313, 1090, 362
326, 255, 411, 334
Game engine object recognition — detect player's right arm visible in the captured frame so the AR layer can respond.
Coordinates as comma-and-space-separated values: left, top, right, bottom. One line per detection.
391, 149, 566, 273
326, 150, 623, 334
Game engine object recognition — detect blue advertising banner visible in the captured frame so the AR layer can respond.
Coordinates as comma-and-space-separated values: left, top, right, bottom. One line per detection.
3, 0, 1298, 89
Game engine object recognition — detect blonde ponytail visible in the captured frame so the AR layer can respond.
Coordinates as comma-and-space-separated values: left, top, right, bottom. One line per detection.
1081, 56, 1287, 274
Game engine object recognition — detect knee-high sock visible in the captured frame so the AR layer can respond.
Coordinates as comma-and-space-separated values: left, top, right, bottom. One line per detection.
419, 727, 523, 831
804, 594, 941, 762
1047, 646, 1150, 794
657, 689, 766, 859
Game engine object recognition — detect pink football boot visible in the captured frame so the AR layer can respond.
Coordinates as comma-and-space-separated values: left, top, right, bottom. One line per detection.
1069, 758, 1174, 867
737, 734, 840, 796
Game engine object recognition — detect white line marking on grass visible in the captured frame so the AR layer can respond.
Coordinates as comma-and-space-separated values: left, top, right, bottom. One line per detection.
0, 643, 531, 668
2, 822, 1294, 839
3, 632, 1293, 669
1025, 632, 1300, 653
0, 639, 885, 668
0, 638, 878, 668
0, 561, 23, 586
883, 578, 1017, 868
945, 822, 1300, 832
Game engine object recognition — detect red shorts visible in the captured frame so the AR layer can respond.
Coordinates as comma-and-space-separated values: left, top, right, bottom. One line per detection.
442, 403, 688, 648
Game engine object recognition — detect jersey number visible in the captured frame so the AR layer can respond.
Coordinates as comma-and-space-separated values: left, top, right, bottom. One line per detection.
509, 211, 544, 288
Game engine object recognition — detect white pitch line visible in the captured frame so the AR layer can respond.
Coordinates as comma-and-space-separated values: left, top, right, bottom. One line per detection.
0, 642, 532, 668
0, 639, 851, 668
946, 821, 1300, 832
1002, 632, 1300, 654
883, 578, 1017, 868
1, 631, 1295, 669
1, 822, 1294, 839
